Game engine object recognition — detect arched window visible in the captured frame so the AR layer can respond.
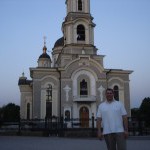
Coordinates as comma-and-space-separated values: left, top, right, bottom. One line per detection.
78, 0, 82, 11
27, 103, 30, 120
114, 85, 119, 101
65, 110, 70, 121
77, 25, 85, 41
46, 84, 52, 118
80, 79, 88, 96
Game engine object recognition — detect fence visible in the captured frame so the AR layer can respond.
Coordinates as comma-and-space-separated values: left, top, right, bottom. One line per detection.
0, 117, 150, 137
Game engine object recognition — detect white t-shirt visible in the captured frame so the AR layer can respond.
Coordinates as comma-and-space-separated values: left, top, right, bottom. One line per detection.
97, 100, 127, 135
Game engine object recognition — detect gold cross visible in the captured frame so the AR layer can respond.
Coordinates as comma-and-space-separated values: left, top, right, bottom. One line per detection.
43, 36, 47, 46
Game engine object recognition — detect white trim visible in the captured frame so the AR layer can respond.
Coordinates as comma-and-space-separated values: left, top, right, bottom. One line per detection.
33, 75, 59, 82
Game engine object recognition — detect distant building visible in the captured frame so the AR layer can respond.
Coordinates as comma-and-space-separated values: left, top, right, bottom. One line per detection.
18, 0, 132, 122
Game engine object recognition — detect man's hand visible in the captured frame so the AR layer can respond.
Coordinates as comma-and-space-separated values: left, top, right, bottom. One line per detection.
97, 131, 103, 140
124, 131, 129, 139
97, 117, 103, 140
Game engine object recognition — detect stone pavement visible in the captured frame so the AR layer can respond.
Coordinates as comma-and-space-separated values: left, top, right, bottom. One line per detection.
0, 136, 150, 150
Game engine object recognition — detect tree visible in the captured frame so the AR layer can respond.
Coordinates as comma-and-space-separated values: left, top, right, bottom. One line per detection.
131, 108, 140, 118
139, 97, 150, 127
0, 103, 20, 122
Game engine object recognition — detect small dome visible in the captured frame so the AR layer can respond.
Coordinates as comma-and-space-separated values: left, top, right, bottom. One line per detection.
18, 75, 32, 85
39, 45, 50, 59
54, 37, 64, 48
39, 53, 50, 59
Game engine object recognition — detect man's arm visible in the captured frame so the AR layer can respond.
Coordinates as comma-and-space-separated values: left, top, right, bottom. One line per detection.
97, 117, 103, 140
122, 115, 129, 138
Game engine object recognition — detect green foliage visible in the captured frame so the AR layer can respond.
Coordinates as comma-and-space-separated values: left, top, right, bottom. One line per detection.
140, 97, 150, 114
131, 108, 140, 118
139, 97, 150, 127
131, 97, 150, 127
0, 103, 20, 122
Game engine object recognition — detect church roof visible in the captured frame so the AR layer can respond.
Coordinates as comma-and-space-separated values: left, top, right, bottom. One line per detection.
18, 78, 32, 85
54, 37, 64, 48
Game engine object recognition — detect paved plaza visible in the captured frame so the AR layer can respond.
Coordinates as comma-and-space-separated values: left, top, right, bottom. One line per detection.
0, 136, 150, 150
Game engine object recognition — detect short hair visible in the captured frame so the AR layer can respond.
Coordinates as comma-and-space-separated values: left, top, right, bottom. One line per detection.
105, 88, 114, 94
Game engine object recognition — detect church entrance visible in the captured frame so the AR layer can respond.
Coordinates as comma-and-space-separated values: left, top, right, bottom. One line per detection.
79, 106, 89, 128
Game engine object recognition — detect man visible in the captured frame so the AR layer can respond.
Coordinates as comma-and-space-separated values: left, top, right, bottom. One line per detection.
97, 88, 128, 150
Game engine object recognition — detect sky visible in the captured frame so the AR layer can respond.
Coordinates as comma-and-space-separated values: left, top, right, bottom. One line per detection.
0, 0, 150, 108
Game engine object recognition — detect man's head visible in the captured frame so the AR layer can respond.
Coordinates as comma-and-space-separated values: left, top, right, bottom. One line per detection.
105, 88, 114, 102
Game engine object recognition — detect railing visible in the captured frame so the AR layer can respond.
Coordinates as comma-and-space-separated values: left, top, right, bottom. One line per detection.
0, 117, 150, 137
128, 117, 150, 136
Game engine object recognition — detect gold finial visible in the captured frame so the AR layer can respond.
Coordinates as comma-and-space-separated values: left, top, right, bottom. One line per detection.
43, 36, 47, 53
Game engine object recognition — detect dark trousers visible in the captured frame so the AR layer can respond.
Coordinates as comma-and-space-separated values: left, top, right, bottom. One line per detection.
104, 132, 126, 150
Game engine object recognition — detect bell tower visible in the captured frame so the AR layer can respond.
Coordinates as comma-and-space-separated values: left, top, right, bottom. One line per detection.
52, 0, 98, 67
66, 0, 90, 14
63, 0, 96, 48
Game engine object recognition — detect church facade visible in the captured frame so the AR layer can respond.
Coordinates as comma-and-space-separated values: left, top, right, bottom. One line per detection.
18, 0, 132, 122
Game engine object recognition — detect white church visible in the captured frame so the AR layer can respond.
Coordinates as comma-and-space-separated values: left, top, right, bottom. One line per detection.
18, 0, 132, 124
